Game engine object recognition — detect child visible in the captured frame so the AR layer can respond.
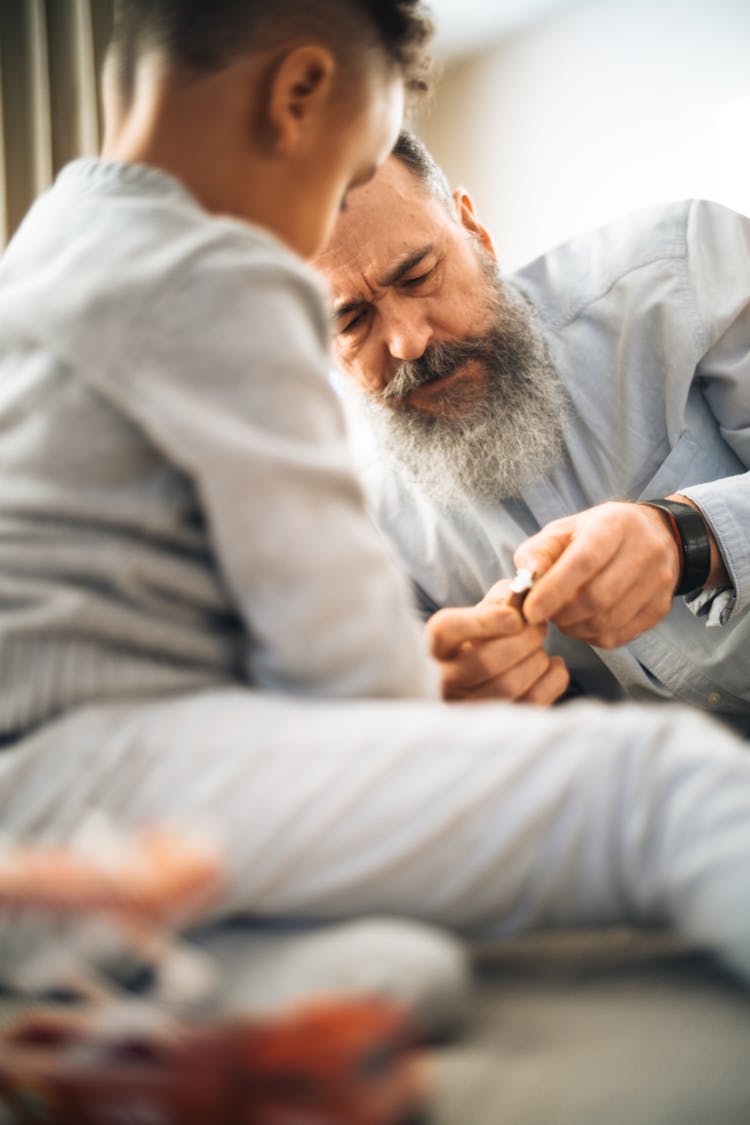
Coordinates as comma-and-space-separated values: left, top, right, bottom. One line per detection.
0, 0, 750, 1001
0, 0, 462, 1022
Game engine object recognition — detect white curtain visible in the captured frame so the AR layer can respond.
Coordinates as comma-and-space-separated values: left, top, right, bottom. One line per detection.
0, 0, 114, 246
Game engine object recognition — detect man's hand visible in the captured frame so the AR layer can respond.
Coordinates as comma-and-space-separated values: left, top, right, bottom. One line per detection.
514, 501, 682, 648
426, 579, 569, 704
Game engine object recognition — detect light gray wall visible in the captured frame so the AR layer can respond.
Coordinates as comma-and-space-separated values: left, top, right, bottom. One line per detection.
419, 0, 750, 269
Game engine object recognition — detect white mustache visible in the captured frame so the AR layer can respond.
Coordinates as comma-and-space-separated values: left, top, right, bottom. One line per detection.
374, 339, 493, 403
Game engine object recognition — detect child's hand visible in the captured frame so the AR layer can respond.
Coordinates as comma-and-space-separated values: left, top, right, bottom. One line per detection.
425, 580, 569, 705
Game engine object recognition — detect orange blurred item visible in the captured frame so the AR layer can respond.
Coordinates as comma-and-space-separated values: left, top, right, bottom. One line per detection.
0, 828, 222, 926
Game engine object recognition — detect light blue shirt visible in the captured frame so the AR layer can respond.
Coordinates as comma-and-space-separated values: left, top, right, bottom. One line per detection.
357, 200, 750, 730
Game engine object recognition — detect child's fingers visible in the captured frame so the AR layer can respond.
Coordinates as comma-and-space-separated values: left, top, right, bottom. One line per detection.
439, 624, 549, 693
427, 601, 524, 661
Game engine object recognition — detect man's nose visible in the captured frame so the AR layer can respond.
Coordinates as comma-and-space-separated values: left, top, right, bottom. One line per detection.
382, 305, 432, 362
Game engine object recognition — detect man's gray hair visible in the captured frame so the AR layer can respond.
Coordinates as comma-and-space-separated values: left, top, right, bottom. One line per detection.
392, 131, 456, 213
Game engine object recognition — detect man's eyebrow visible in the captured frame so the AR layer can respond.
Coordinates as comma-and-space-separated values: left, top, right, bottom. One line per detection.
379, 245, 433, 289
333, 245, 434, 322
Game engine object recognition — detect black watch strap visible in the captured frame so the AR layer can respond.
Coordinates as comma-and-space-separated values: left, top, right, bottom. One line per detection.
639, 499, 711, 596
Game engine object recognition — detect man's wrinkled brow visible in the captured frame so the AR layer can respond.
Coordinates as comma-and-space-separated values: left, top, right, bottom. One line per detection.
333, 245, 434, 321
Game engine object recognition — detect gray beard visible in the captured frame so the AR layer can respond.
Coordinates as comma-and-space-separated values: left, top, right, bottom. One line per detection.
360, 269, 569, 508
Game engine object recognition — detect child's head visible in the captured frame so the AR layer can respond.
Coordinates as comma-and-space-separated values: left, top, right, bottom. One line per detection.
104, 0, 433, 256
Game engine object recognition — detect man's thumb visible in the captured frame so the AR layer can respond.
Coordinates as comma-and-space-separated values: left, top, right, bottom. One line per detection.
513, 524, 572, 575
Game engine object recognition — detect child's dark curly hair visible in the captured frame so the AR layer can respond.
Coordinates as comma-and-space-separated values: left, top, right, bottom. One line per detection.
111, 0, 433, 100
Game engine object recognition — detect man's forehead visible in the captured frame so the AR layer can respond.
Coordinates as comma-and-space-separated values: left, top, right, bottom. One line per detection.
318, 157, 445, 287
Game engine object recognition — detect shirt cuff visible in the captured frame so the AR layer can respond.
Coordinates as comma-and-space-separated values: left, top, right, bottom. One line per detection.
684, 585, 736, 627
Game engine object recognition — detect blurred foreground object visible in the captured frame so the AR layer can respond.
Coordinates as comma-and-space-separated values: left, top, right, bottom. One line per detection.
0, 817, 224, 1005
0, 998, 425, 1125
0, 821, 428, 1124
0, 824, 221, 922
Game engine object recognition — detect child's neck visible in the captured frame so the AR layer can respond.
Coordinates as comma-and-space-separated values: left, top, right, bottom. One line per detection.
101, 59, 262, 223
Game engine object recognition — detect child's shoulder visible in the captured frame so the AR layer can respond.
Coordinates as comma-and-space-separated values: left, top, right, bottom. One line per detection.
55, 158, 318, 294
4, 159, 330, 372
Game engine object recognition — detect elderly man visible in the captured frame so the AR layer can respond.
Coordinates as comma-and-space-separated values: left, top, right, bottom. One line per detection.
316, 131, 750, 734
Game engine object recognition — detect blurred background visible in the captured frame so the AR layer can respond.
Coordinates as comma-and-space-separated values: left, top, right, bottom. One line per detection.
0, 0, 749, 263
0, 1, 113, 245
421, 0, 750, 267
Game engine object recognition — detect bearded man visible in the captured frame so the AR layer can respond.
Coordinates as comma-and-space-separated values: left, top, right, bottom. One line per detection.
316, 131, 750, 734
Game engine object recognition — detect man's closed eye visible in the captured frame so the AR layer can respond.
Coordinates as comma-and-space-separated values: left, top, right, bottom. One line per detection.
399, 269, 433, 289
339, 308, 369, 335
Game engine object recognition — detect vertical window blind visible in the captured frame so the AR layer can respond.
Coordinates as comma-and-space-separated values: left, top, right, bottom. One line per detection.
0, 0, 113, 246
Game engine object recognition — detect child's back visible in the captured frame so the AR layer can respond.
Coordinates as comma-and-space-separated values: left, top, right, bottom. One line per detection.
0, 1, 436, 738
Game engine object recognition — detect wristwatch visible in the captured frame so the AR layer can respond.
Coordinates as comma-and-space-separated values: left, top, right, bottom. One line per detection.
639, 498, 711, 596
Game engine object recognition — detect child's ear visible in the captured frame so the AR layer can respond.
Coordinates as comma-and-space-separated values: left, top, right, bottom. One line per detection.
266, 45, 336, 155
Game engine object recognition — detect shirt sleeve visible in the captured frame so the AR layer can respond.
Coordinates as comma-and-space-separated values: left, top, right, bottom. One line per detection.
109, 237, 439, 701
676, 200, 750, 620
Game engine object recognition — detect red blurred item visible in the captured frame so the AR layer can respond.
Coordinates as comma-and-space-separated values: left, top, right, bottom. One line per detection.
0, 997, 427, 1125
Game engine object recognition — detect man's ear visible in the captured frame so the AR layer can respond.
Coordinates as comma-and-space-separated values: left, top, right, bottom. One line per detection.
266, 45, 336, 155
452, 187, 497, 260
